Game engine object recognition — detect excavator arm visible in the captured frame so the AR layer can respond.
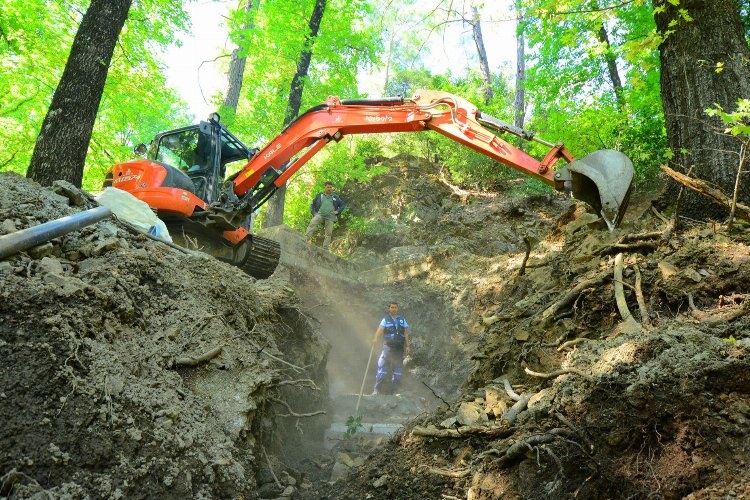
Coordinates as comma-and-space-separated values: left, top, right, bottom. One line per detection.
221, 89, 633, 229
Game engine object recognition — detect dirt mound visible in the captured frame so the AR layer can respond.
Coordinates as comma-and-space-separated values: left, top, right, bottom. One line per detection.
0, 172, 329, 498
311, 190, 750, 498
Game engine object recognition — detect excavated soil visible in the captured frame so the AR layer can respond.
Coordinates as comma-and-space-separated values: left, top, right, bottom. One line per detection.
0, 172, 328, 498
4, 153, 750, 499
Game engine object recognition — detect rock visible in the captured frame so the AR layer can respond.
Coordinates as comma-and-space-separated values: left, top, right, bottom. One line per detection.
514, 330, 530, 341
456, 402, 488, 426
0, 261, 13, 274
279, 485, 295, 497
373, 474, 389, 488
257, 482, 282, 498
336, 452, 356, 468
28, 242, 55, 259
38, 256, 64, 275
439, 416, 457, 428
52, 180, 87, 207
682, 267, 703, 282
658, 260, 678, 279
1, 219, 16, 235
564, 213, 601, 235
330, 462, 350, 482
528, 388, 549, 408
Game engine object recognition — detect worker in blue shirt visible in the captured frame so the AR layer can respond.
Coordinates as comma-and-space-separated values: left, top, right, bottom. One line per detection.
371, 302, 411, 395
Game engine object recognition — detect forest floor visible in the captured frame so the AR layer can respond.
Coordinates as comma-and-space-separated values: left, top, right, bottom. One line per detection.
2, 155, 750, 499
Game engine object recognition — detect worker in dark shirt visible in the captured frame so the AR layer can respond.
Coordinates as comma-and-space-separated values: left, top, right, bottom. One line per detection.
305, 181, 345, 250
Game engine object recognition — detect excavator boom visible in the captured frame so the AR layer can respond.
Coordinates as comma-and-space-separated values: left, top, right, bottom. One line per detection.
230, 89, 633, 229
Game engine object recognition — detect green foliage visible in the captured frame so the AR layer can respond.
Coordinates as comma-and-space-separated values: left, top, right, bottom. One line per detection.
0, 0, 191, 191
344, 414, 364, 439
706, 100, 750, 137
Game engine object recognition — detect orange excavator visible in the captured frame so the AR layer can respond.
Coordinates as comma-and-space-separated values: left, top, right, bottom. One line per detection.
104, 90, 634, 279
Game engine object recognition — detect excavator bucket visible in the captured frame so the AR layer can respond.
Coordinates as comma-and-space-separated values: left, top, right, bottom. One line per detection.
566, 149, 634, 229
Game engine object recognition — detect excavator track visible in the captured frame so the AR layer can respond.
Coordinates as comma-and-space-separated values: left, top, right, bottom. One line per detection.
242, 235, 281, 279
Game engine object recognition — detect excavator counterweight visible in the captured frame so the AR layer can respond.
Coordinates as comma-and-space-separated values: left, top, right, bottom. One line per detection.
104, 89, 635, 278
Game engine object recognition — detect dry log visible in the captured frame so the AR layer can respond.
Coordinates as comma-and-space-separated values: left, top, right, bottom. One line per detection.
411, 425, 516, 439
541, 271, 611, 321
660, 164, 750, 223
174, 345, 223, 367
524, 366, 594, 383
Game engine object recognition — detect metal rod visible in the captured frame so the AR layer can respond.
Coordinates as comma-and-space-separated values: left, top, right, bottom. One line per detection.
356, 342, 376, 416
0, 206, 112, 260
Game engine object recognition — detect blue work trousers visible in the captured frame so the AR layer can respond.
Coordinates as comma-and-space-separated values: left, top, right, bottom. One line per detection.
374, 345, 404, 394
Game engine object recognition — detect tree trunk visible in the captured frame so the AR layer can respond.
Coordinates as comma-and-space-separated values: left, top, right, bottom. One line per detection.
654, 0, 750, 219
597, 23, 624, 110
222, 0, 256, 113
514, 0, 526, 139
26, 0, 132, 188
264, 0, 327, 227
471, 6, 493, 105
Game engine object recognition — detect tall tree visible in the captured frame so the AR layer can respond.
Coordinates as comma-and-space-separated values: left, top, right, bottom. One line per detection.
222, 0, 257, 115
264, 0, 328, 227
654, 0, 750, 217
597, 22, 624, 110
514, 0, 526, 134
470, 5, 493, 105
26, 0, 132, 187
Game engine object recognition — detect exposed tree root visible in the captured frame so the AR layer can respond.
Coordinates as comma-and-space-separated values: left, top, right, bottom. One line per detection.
501, 379, 522, 401
634, 264, 650, 328
614, 253, 641, 334
557, 338, 588, 352
411, 425, 516, 439
518, 236, 532, 276
524, 366, 594, 383
541, 270, 611, 322
500, 393, 533, 427
173, 345, 223, 367
493, 428, 573, 468
417, 465, 470, 478
598, 241, 659, 256
269, 397, 326, 418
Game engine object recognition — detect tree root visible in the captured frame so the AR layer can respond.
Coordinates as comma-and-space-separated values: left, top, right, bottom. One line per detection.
598, 241, 659, 256
500, 393, 533, 427
275, 379, 320, 390
634, 264, 650, 328
174, 345, 223, 367
269, 397, 326, 418
518, 236, 532, 276
501, 379, 522, 401
557, 338, 587, 352
541, 270, 611, 322
493, 428, 572, 468
524, 366, 594, 383
411, 424, 516, 439
614, 253, 641, 334
660, 164, 750, 223
417, 465, 470, 478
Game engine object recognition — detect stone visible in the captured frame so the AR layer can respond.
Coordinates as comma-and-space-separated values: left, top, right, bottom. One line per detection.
456, 402, 488, 426
279, 485, 295, 497
564, 213, 601, 235
682, 268, 703, 283
336, 452, 355, 468
514, 330, 530, 341
658, 260, 678, 279
52, 180, 87, 207
38, 256, 64, 275
528, 388, 549, 408
373, 475, 389, 488
0, 219, 16, 235
28, 242, 55, 259
257, 483, 282, 498
330, 462, 350, 482
439, 416, 457, 428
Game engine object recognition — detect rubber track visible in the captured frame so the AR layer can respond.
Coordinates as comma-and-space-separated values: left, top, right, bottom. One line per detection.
242, 235, 281, 279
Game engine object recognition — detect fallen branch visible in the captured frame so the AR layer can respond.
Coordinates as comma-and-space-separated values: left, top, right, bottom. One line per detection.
557, 338, 587, 352
174, 345, 223, 367
541, 271, 611, 322
614, 253, 641, 334
411, 424, 515, 439
501, 379, 522, 401
269, 397, 326, 418
660, 164, 750, 223
525, 366, 594, 383
619, 231, 662, 244
500, 393, 533, 427
417, 465, 470, 478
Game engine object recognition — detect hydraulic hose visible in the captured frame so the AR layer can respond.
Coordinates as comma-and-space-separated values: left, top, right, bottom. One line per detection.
476, 111, 555, 148
0, 205, 112, 260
